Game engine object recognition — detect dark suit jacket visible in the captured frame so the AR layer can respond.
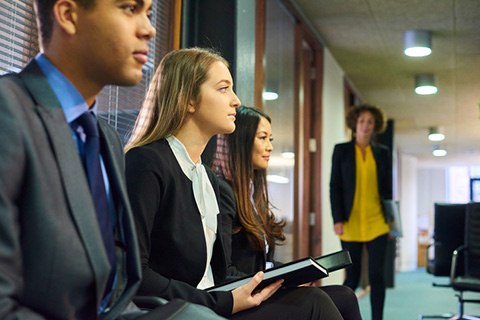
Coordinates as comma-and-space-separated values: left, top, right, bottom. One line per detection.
329, 140, 392, 224
125, 140, 232, 317
218, 179, 280, 280
0, 60, 142, 319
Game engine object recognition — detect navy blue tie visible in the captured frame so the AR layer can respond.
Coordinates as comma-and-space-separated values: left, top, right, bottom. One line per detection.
76, 112, 116, 293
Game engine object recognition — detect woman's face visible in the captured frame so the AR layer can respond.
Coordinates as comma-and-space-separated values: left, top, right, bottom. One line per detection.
355, 111, 375, 140
191, 61, 241, 137
252, 116, 273, 170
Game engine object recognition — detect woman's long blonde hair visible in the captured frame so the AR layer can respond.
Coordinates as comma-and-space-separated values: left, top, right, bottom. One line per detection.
125, 47, 228, 152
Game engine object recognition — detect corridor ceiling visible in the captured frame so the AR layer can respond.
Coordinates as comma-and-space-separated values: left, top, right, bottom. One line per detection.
291, 0, 480, 165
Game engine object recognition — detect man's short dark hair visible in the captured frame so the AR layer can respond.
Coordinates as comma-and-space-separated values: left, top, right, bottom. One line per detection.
35, 0, 96, 46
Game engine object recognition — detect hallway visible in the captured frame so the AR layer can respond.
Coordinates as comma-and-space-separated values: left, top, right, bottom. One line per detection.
357, 269, 480, 319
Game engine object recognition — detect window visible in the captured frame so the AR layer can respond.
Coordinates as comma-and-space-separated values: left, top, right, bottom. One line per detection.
0, 0, 175, 142
0, 0, 38, 73
447, 166, 480, 203
470, 178, 480, 202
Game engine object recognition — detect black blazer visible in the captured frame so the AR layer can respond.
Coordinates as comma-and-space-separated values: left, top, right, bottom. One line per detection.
0, 60, 142, 319
218, 179, 280, 280
125, 140, 232, 317
329, 140, 392, 224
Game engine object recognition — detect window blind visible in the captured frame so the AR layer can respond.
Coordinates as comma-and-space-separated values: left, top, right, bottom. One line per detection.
0, 0, 173, 142
0, 0, 38, 73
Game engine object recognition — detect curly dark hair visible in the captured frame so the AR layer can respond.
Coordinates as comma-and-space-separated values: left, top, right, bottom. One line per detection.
346, 104, 387, 136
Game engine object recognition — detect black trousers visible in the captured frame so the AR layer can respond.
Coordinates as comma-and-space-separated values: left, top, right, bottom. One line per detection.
341, 233, 389, 320
321, 285, 362, 320
229, 287, 343, 320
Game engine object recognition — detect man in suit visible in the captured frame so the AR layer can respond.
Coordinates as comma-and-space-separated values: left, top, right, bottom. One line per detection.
0, 0, 224, 318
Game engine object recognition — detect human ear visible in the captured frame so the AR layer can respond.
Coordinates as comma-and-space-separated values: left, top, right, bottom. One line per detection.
52, 0, 78, 36
187, 100, 196, 113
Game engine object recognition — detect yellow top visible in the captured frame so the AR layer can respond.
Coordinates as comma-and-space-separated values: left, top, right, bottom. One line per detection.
340, 144, 389, 242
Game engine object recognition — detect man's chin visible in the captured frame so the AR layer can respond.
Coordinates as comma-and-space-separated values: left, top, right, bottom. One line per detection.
116, 73, 143, 87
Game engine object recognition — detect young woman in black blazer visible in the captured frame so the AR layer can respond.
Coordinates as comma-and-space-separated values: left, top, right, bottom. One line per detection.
125, 48, 343, 319
214, 106, 362, 320
330, 104, 392, 320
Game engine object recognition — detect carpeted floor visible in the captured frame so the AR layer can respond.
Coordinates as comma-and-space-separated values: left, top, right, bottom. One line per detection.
357, 268, 480, 320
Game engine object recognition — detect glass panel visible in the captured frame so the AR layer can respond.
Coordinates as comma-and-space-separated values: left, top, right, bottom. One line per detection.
263, 0, 295, 263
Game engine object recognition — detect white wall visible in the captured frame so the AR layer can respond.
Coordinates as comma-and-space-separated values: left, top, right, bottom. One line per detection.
417, 168, 447, 234
398, 154, 419, 271
320, 49, 349, 285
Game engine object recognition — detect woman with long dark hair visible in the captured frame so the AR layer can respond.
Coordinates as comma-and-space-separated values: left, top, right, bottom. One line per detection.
214, 106, 362, 320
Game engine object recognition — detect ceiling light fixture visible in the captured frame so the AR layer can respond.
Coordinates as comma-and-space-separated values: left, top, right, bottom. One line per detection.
428, 127, 445, 141
263, 81, 279, 101
263, 91, 279, 101
281, 151, 295, 159
432, 144, 447, 157
404, 30, 432, 57
266, 174, 289, 184
415, 74, 437, 95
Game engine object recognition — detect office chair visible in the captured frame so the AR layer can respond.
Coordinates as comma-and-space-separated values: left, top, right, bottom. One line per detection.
133, 296, 168, 310
449, 202, 480, 320
427, 204, 467, 277
419, 203, 466, 320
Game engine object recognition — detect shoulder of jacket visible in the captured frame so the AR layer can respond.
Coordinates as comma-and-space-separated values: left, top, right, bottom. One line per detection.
334, 141, 354, 153
204, 165, 220, 188
0, 72, 25, 94
126, 140, 172, 168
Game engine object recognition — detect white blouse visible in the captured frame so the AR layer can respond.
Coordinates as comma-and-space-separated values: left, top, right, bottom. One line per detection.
166, 136, 219, 289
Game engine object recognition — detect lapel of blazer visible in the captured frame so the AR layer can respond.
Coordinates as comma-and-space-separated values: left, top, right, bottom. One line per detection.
97, 119, 141, 270
346, 140, 356, 179
370, 142, 381, 164
19, 60, 110, 302
97, 119, 142, 316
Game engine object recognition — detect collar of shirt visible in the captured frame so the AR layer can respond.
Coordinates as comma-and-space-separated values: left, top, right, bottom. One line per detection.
166, 135, 219, 234
35, 53, 96, 123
